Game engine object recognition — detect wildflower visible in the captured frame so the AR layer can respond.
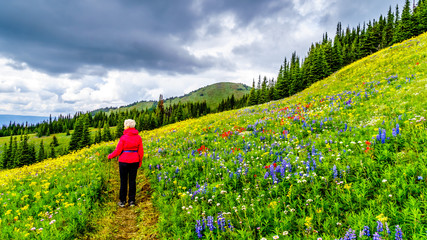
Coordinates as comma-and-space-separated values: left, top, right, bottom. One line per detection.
395, 225, 403, 240
373, 232, 381, 240
362, 226, 371, 236
283, 231, 289, 235
195, 220, 203, 238
376, 221, 383, 232
273, 236, 279, 239
418, 176, 423, 180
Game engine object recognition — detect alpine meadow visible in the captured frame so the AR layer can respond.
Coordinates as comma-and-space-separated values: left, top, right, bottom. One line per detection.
1, 1, 427, 240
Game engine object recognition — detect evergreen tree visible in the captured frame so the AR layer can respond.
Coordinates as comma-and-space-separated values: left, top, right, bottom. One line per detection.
49, 144, 56, 158
414, 0, 427, 34
51, 135, 59, 147
69, 117, 83, 151
94, 127, 102, 144
156, 94, 165, 127
248, 80, 258, 106
37, 140, 45, 162
1, 142, 8, 169
394, 0, 413, 43
115, 116, 125, 139
382, 6, 395, 47
17, 135, 32, 167
79, 117, 91, 148
102, 122, 112, 142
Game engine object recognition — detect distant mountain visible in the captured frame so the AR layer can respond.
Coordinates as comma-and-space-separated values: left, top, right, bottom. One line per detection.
0, 114, 49, 127
93, 82, 251, 114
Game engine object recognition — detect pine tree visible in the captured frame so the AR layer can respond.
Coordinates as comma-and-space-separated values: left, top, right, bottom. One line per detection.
17, 135, 32, 167
102, 122, 113, 142
115, 116, 125, 139
248, 80, 258, 106
51, 135, 59, 147
49, 144, 56, 158
382, 6, 395, 47
394, 0, 414, 43
156, 94, 165, 127
0, 142, 8, 169
37, 140, 45, 162
79, 117, 91, 148
414, 0, 427, 34
69, 117, 83, 151
94, 127, 102, 143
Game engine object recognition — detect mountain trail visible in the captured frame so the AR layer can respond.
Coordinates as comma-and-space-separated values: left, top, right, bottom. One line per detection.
84, 159, 158, 240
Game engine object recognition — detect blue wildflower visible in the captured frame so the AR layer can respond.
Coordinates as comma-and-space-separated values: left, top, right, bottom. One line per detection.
373, 232, 381, 240
362, 226, 371, 236
333, 165, 338, 179
207, 216, 216, 231
418, 176, 424, 180
395, 225, 403, 240
195, 220, 203, 238
377, 221, 383, 233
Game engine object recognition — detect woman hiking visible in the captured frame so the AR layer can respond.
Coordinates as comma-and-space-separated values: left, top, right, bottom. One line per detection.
108, 119, 144, 207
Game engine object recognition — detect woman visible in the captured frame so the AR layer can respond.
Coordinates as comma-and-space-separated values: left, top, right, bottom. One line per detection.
108, 119, 144, 207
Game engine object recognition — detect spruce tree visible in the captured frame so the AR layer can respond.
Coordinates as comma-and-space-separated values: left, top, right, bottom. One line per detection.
69, 117, 83, 151
51, 135, 59, 147
1, 142, 8, 169
37, 140, 45, 162
394, 0, 413, 43
79, 118, 91, 148
102, 122, 112, 142
49, 144, 56, 158
115, 116, 125, 139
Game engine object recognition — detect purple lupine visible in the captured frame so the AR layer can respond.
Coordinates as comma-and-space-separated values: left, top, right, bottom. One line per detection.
175, 167, 179, 174
195, 220, 203, 238
395, 225, 403, 240
362, 226, 371, 236
381, 129, 386, 144
373, 232, 381, 240
396, 123, 400, 134
333, 165, 338, 179
377, 221, 383, 233
228, 220, 234, 231
264, 171, 269, 179
343, 228, 356, 240
217, 212, 226, 231
377, 128, 382, 142
392, 127, 397, 137
207, 216, 216, 231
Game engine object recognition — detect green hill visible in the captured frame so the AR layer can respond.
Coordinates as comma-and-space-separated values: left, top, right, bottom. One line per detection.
95, 82, 251, 114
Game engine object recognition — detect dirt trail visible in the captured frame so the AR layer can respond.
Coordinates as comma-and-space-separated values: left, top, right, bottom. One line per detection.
85, 161, 158, 240
111, 163, 159, 240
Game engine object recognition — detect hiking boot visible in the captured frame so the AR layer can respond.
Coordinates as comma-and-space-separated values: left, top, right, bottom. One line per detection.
118, 201, 126, 208
129, 201, 136, 207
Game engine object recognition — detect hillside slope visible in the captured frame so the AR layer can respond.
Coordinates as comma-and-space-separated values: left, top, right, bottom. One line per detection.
138, 33, 427, 239
1, 33, 426, 239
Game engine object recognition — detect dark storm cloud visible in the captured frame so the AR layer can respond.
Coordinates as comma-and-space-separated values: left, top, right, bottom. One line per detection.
0, 0, 403, 77
0, 0, 298, 76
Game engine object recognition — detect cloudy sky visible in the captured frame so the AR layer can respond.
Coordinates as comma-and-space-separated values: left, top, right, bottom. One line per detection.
0, 0, 402, 117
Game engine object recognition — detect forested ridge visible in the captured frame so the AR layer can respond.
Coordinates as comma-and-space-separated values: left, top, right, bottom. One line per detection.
1, 0, 426, 170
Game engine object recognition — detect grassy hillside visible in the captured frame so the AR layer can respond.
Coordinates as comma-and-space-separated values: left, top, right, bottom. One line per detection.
99, 82, 250, 113
137, 33, 427, 239
0, 33, 426, 239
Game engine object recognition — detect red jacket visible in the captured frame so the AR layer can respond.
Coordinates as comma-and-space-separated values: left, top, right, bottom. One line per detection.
108, 128, 144, 167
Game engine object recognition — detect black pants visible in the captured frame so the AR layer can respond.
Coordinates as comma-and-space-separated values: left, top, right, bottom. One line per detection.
119, 162, 139, 203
